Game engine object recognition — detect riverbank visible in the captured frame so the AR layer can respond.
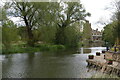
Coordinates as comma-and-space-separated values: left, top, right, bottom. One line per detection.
1, 43, 66, 54
86, 52, 120, 77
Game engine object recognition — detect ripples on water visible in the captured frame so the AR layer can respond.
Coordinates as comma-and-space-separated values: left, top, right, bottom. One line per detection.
2, 47, 108, 78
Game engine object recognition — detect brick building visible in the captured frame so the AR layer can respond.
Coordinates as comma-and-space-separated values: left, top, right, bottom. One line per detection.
91, 29, 103, 46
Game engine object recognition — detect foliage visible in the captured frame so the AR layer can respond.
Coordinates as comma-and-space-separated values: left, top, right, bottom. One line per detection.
103, 0, 120, 47
64, 24, 81, 47
7, 0, 51, 46
55, 2, 90, 45
82, 21, 92, 46
0, 8, 7, 21
40, 26, 57, 43
17, 26, 28, 42
2, 43, 65, 54
7, 1, 90, 46
110, 47, 119, 51
2, 20, 19, 52
0, 27, 2, 53
102, 22, 117, 46
1, 1, 91, 54
111, 0, 120, 45
35, 43, 65, 51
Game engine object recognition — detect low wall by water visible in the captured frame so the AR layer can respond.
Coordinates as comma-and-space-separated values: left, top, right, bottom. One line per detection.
105, 51, 120, 62
87, 60, 120, 77
86, 52, 120, 77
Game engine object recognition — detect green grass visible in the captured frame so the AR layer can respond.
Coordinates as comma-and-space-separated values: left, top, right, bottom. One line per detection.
1, 43, 66, 54
35, 44, 65, 51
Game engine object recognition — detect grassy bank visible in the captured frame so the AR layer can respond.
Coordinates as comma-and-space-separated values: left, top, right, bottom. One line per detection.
1, 43, 66, 54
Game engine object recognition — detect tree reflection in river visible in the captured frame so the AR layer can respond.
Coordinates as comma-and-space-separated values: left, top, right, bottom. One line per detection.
2, 47, 107, 78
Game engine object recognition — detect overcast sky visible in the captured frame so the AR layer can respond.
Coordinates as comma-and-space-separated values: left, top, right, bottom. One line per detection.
81, 0, 114, 31
1, 0, 115, 31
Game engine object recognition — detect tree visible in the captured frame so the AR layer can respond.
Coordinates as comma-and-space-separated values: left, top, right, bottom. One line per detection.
65, 23, 81, 47
2, 20, 18, 52
9, 1, 59, 46
82, 20, 92, 46
0, 8, 7, 21
102, 22, 117, 46
114, 0, 120, 45
11, 2, 42, 46
103, 0, 120, 48
55, 2, 91, 45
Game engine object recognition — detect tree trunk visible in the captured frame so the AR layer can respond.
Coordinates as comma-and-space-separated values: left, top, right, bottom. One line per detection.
26, 26, 34, 46
24, 16, 34, 46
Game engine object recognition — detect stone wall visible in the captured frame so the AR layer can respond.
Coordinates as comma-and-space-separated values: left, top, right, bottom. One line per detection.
105, 51, 120, 62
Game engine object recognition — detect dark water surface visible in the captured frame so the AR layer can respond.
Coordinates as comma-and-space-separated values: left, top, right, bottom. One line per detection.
2, 47, 106, 78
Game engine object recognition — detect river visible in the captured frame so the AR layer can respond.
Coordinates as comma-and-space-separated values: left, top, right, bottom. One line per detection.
1, 47, 108, 78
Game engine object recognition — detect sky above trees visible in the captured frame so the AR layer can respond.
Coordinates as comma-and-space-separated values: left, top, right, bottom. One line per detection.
81, 0, 114, 31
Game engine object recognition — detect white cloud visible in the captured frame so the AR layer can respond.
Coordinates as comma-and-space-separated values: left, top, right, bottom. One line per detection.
81, 0, 114, 31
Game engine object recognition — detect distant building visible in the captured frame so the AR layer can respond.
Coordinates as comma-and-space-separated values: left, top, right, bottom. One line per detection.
92, 29, 102, 41
80, 20, 104, 47
91, 29, 103, 46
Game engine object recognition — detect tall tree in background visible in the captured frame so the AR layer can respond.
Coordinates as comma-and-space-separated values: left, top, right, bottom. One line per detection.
82, 20, 92, 46
55, 2, 91, 45
37, 2, 59, 43
114, 0, 120, 46
102, 0, 120, 47
102, 22, 117, 46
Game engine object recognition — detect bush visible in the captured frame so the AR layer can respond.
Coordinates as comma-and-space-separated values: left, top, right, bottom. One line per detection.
40, 26, 56, 43
110, 48, 119, 51
2, 20, 19, 53
64, 26, 81, 47
49, 45, 65, 51
2, 43, 66, 54
38, 44, 65, 51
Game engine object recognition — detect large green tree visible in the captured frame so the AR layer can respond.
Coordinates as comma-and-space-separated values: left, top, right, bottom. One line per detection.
55, 2, 91, 45
114, 0, 120, 45
103, 0, 120, 48
102, 22, 117, 46
65, 23, 81, 47
10, 2, 42, 46
9, 1, 59, 46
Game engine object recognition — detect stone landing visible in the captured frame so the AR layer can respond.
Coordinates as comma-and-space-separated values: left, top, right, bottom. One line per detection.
86, 53, 120, 77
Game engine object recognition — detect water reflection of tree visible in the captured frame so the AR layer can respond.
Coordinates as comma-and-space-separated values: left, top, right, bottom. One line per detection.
27, 53, 35, 64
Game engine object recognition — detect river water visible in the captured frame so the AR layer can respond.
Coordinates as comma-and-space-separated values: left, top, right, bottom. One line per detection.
1, 47, 107, 78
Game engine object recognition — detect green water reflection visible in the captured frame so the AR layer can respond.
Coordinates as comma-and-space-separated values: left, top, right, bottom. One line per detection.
2, 47, 106, 78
